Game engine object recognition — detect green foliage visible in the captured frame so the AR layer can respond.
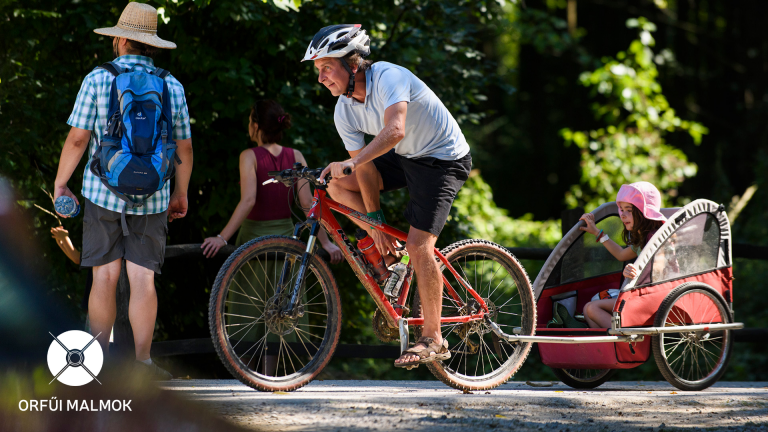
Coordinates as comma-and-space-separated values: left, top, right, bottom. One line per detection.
560, 18, 706, 211
451, 171, 561, 249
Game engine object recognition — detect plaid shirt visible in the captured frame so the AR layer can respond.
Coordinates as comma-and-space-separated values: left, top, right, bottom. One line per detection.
67, 55, 191, 214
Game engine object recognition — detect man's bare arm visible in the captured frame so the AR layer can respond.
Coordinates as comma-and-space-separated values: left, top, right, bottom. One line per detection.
351, 101, 407, 168
320, 101, 408, 180
169, 137, 193, 221
53, 127, 91, 214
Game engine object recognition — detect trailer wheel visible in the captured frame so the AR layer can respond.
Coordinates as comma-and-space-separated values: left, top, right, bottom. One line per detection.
652, 282, 733, 391
551, 368, 615, 389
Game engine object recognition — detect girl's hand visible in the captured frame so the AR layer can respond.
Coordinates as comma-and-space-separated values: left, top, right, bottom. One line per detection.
201, 236, 227, 258
623, 263, 638, 279
50, 226, 70, 241
321, 241, 344, 264
578, 213, 599, 236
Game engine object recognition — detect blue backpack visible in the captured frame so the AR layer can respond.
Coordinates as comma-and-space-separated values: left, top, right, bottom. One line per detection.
89, 61, 181, 231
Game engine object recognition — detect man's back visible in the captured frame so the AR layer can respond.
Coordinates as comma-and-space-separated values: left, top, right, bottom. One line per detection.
68, 55, 190, 214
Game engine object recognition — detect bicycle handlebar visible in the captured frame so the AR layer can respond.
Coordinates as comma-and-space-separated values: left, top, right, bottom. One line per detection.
263, 165, 331, 187
263, 164, 354, 186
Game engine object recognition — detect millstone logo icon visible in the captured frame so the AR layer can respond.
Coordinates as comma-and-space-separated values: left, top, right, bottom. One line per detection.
47, 331, 103, 386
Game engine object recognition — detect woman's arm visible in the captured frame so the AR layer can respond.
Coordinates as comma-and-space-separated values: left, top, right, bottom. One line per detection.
201, 150, 258, 258
51, 226, 81, 265
579, 212, 637, 262
295, 150, 343, 264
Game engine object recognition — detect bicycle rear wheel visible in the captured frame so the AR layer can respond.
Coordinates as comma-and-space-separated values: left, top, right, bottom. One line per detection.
209, 235, 341, 392
412, 239, 536, 390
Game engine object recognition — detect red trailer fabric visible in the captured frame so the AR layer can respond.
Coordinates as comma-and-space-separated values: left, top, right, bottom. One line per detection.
616, 267, 733, 327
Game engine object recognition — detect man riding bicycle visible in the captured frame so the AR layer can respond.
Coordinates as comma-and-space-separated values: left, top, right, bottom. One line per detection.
308, 24, 472, 368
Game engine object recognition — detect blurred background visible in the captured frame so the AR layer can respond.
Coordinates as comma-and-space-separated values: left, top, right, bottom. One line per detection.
1, 0, 766, 382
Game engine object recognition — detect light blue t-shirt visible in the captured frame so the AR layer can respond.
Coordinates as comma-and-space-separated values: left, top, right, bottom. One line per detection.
333, 62, 470, 161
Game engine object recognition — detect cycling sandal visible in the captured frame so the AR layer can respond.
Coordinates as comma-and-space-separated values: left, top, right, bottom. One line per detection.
394, 337, 450, 369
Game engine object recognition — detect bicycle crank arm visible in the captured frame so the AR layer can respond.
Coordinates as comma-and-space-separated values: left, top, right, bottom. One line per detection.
399, 318, 409, 355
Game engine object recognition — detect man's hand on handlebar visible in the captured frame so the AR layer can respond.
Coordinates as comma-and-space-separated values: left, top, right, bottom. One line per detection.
319, 160, 354, 183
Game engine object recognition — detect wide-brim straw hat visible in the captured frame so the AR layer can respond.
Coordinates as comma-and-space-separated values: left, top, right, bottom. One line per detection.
94, 2, 176, 49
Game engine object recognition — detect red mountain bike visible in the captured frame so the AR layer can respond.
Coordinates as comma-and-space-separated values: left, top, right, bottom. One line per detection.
208, 164, 536, 391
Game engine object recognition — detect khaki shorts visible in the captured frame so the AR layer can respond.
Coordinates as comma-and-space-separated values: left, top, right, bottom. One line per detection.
81, 199, 168, 274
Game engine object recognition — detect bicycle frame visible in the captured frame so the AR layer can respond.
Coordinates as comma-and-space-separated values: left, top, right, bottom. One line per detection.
280, 186, 489, 330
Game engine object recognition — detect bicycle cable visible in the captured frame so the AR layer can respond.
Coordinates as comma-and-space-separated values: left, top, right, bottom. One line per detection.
288, 176, 313, 224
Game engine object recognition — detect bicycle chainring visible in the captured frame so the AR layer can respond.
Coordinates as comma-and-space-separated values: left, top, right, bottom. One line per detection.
372, 310, 399, 343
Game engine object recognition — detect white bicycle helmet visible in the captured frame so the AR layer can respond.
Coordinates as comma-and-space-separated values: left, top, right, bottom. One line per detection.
302, 24, 370, 62
302, 24, 371, 98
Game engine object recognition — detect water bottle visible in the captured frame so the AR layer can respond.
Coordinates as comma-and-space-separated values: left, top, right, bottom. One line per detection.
384, 255, 410, 298
55, 196, 80, 217
355, 229, 390, 284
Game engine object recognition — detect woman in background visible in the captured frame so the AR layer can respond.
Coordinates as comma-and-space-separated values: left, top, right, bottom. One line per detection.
201, 100, 341, 261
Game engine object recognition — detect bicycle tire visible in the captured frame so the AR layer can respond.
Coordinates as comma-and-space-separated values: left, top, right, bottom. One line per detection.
209, 235, 341, 392
551, 368, 616, 389
412, 239, 536, 391
651, 282, 733, 391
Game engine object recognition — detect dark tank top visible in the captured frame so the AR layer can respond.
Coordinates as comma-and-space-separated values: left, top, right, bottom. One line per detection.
246, 146, 296, 221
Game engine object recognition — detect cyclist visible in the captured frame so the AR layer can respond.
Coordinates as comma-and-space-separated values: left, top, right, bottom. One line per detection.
308, 25, 472, 368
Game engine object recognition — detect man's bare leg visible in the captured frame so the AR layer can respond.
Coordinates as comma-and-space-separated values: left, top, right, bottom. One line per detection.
395, 227, 441, 364
326, 165, 383, 226
89, 259, 122, 354
126, 261, 157, 362
328, 163, 399, 262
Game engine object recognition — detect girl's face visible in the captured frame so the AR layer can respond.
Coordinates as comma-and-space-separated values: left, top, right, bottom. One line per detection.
618, 202, 635, 231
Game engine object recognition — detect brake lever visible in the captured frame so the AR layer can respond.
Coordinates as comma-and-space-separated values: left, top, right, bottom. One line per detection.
262, 179, 278, 186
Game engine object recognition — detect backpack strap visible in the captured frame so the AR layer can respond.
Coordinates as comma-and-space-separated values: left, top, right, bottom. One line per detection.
152, 67, 171, 79
98, 62, 124, 77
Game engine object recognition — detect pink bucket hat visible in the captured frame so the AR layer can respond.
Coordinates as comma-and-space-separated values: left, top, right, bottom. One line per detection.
616, 182, 666, 222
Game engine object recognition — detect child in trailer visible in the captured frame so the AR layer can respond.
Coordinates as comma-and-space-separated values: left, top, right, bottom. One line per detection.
578, 181, 670, 328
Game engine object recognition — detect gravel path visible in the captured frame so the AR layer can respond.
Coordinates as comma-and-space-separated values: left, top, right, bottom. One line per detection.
162, 380, 768, 431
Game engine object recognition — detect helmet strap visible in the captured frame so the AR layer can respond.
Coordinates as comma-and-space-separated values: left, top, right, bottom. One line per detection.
339, 59, 356, 98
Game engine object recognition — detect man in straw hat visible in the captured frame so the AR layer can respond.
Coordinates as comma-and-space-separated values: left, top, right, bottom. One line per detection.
53, 1, 193, 380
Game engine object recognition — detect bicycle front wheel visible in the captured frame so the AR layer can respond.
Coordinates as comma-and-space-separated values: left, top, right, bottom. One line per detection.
209, 235, 341, 392
413, 239, 536, 390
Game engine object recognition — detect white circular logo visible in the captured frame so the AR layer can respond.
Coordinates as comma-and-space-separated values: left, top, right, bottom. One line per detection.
47, 331, 103, 386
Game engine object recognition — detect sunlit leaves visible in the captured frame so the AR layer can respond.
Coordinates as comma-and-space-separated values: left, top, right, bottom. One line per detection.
561, 18, 706, 210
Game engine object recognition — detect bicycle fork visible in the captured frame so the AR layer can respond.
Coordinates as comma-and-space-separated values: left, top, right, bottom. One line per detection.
275, 220, 322, 319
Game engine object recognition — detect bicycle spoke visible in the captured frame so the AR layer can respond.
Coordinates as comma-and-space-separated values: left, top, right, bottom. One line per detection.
230, 319, 263, 347
295, 323, 328, 329
294, 327, 324, 342
281, 336, 306, 372
485, 264, 505, 300
227, 287, 264, 305
244, 257, 269, 303
294, 326, 317, 356
239, 333, 267, 364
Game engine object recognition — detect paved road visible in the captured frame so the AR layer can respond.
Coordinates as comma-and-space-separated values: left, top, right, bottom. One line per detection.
163, 380, 768, 431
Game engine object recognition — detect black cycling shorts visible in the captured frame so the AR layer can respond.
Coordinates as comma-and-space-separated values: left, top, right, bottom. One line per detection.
372, 149, 472, 237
